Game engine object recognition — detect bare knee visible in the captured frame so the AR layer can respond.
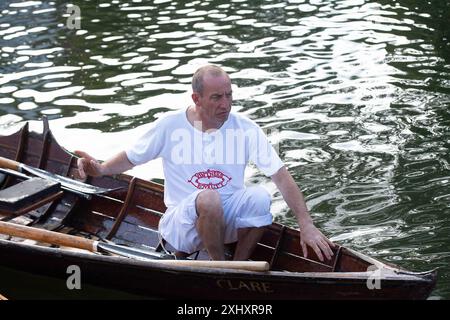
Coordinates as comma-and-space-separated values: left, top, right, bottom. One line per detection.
195, 189, 223, 218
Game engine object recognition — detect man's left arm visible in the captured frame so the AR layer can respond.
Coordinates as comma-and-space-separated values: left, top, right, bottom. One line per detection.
271, 166, 336, 262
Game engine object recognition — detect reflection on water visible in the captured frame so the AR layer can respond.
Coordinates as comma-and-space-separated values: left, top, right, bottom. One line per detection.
1, 0, 450, 299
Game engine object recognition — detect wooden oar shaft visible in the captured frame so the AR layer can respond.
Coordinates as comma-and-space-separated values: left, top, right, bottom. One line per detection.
0, 221, 269, 272
0, 221, 94, 252
0, 156, 20, 171
149, 260, 269, 272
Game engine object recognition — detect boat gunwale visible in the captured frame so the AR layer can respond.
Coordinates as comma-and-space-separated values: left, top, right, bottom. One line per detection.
0, 238, 437, 285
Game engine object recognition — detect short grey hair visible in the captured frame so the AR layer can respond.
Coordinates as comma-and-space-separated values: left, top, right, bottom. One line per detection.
192, 65, 228, 95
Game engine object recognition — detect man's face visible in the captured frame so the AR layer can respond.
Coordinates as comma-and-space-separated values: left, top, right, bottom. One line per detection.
194, 74, 233, 126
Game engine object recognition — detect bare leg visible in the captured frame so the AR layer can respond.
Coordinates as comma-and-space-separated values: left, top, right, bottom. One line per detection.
195, 190, 225, 260
233, 227, 265, 261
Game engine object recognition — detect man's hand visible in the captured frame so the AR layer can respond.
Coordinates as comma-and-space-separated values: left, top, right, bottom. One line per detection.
300, 222, 335, 262
74, 150, 134, 179
74, 150, 104, 179
271, 166, 336, 262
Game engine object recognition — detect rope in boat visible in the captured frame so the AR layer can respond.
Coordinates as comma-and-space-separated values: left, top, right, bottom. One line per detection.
158, 231, 177, 259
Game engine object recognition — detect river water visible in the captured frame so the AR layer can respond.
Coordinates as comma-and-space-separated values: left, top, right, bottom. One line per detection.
0, 0, 449, 299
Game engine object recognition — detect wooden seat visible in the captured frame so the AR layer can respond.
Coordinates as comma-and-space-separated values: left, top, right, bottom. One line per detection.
0, 178, 62, 216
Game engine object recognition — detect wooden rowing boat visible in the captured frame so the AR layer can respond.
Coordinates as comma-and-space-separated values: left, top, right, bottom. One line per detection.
0, 119, 437, 299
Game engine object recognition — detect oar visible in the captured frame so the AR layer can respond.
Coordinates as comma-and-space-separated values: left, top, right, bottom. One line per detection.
0, 157, 121, 197
0, 168, 90, 199
0, 221, 269, 272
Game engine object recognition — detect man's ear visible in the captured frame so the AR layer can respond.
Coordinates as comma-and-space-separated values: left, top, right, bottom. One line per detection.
191, 92, 200, 105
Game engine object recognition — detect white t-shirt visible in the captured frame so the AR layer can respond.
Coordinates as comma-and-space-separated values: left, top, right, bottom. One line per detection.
125, 108, 284, 208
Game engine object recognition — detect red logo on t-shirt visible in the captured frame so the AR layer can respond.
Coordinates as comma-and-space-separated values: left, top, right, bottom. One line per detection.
188, 169, 232, 189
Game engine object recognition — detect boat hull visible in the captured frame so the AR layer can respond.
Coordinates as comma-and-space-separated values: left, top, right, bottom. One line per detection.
0, 239, 436, 300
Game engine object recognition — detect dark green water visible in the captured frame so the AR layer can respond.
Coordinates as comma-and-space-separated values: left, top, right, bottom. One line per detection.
1, 0, 449, 299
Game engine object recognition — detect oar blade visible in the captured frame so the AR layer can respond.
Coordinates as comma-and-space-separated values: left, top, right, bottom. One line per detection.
97, 242, 175, 261
21, 165, 121, 195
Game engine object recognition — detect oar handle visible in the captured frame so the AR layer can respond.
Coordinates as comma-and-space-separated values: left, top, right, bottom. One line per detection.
0, 221, 95, 252
0, 156, 20, 171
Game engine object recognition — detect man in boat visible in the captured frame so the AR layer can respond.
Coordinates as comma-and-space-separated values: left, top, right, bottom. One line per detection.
76, 65, 335, 262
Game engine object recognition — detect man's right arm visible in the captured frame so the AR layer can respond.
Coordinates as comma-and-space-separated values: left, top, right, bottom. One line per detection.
75, 150, 134, 179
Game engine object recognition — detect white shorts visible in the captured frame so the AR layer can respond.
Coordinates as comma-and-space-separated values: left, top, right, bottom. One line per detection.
158, 186, 273, 254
